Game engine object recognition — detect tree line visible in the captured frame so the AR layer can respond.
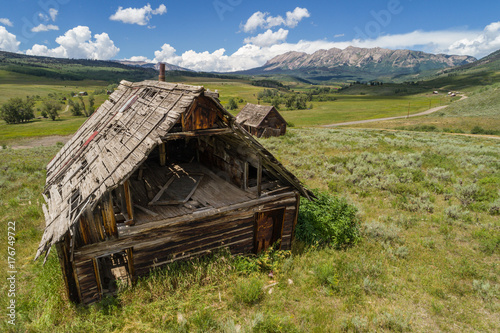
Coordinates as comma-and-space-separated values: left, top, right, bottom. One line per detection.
256, 87, 339, 110
0, 86, 116, 124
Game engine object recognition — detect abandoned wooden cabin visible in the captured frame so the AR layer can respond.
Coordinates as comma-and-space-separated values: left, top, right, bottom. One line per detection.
235, 103, 287, 138
36, 77, 312, 304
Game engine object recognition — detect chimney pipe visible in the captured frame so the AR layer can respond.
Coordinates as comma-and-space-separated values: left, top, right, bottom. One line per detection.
159, 63, 165, 82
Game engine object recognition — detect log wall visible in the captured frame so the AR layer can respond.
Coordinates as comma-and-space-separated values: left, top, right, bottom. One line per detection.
55, 232, 80, 303
198, 136, 246, 188
71, 191, 299, 304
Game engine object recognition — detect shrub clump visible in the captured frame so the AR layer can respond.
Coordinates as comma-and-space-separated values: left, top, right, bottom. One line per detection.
363, 221, 401, 244
489, 198, 500, 215
296, 190, 360, 248
454, 182, 479, 207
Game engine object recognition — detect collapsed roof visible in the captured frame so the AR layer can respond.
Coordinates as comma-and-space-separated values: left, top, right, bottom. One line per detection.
36, 80, 311, 261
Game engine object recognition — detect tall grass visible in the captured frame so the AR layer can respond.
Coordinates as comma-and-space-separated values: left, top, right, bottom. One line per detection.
1, 128, 499, 332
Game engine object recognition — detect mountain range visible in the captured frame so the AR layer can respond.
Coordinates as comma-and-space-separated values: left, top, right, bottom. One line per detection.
237, 46, 477, 82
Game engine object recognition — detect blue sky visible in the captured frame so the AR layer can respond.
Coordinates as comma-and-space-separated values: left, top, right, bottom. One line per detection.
1, 0, 499, 72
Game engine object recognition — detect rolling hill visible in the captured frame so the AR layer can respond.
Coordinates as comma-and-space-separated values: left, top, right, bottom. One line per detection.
423, 48, 500, 90
0, 51, 158, 82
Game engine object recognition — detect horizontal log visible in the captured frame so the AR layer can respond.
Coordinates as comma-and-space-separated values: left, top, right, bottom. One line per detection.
133, 224, 253, 263
132, 220, 253, 257
75, 211, 256, 261
126, 192, 296, 236
74, 192, 297, 261
163, 128, 232, 140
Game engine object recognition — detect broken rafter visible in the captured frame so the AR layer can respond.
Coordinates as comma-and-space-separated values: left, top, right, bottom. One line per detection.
162, 128, 232, 140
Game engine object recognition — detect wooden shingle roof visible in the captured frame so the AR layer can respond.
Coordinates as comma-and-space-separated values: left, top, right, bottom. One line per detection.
36, 80, 311, 261
235, 103, 285, 128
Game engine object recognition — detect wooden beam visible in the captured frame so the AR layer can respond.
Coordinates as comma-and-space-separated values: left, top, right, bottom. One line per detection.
150, 175, 203, 206
74, 192, 297, 261
159, 143, 166, 167
55, 236, 80, 303
92, 258, 102, 300
148, 175, 175, 206
134, 205, 158, 217
126, 248, 136, 284
291, 191, 300, 245
257, 156, 262, 197
243, 162, 248, 191
123, 180, 134, 225
102, 191, 117, 237
163, 128, 232, 140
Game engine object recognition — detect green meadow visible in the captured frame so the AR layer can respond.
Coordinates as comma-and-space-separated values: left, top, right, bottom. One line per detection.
348, 83, 500, 134
0, 128, 498, 332
0, 75, 450, 146
280, 94, 443, 127
0, 70, 110, 105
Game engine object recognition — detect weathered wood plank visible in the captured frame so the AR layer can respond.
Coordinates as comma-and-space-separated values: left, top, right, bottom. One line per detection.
74, 192, 296, 260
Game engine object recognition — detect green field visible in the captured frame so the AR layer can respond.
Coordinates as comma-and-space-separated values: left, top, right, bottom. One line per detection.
0, 75, 451, 146
348, 83, 500, 134
280, 94, 444, 127
0, 70, 113, 104
1, 128, 498, 332
0, 116, 86, 144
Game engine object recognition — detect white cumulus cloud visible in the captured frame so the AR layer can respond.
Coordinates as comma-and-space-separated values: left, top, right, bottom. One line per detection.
285, 7, 311, 28
0, 26, 20, 52
241, 7, 310, 33
31, 24, 59, 32
38, 9, 58, 22
148, 21, 500, 73
445, 21, 500, 57
152, 41, 328, 72
26, 26, 119, 60
154, 43, 231, 72
243, 28, 289, 47
110, 4, 167, 26
0, 18, 13, 27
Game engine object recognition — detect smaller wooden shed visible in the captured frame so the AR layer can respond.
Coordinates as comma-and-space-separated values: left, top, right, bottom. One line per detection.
235, 104, 286, 138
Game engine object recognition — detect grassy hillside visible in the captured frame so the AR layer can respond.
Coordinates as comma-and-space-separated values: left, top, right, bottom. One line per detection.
0, 51, 158, 106
420, 49, 500, 92
341, 49, 500, 134
281, 94, 444, 127
0, 51, 157, 82
0, 70, 109, 105
0, 128, 498, 332
348, 83, 500, 134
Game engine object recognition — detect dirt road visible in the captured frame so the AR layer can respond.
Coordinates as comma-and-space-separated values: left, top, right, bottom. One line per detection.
323, 95, 468, 128
3, 135, 73, 150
